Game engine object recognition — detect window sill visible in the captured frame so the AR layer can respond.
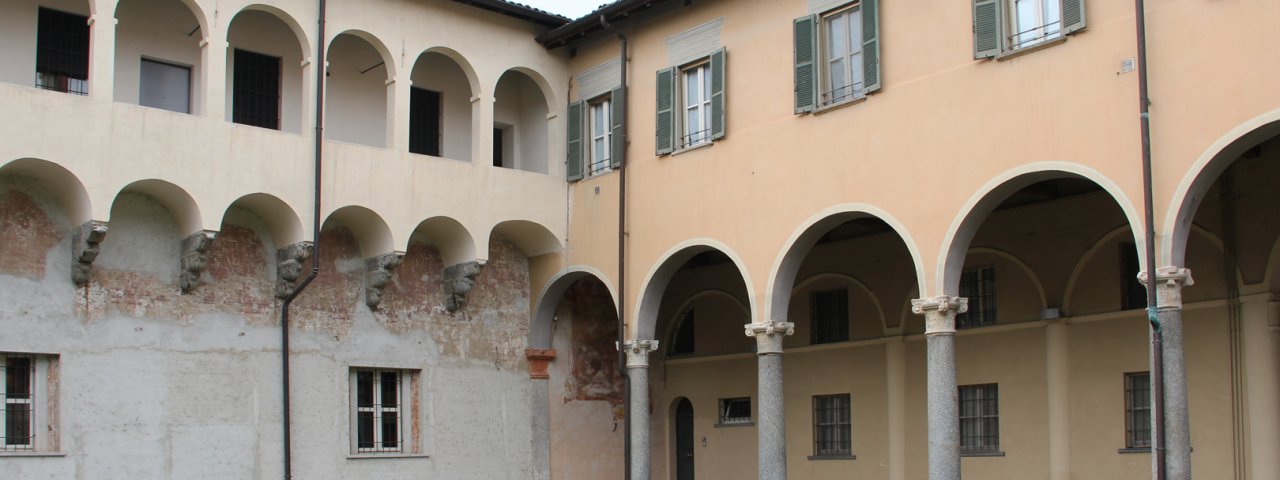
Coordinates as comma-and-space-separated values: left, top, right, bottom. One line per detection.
670, 140, 714, 156
1117, 447, 1151, 454
0, 452, 68, 458
807, 454, 856, 461
994, 36, 1068, 61
961, 450, 1006, 457
812, 95, 867, 115
714, 421, 754, 428
347, 453, 432, 460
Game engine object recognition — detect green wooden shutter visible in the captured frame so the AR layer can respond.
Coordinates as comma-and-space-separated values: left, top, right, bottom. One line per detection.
655, 67, 676, 155
973, 0, 1001, 59
566, 101, 584, 181
793, 14, 819, 113
861, 0, 881, 93
709, 48, 726, 140
1062, 0, 1086, 34
610, 87, 624, 169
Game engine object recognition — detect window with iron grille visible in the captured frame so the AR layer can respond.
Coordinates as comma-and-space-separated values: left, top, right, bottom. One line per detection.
957, 266, 996, 329
959, 384, 1000, 454
2, 353, 54, 453
232, 49, 281, 130
36, 8, 90, 95
1125, 372, 1151, 449
811, 288, 849, 344
409, 87, 442, 156
718, 397, 751, 425
350, 368, 417, 454
812, 394, 852, 458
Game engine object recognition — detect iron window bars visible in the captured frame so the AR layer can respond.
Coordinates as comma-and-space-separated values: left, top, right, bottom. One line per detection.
959, 384, 1000, 454
812, 394, 852, 457
355, 369, 403, 453
2, 356, 35, 451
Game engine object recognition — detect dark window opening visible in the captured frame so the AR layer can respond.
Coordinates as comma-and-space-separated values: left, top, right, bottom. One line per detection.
493, 127, 504, 167
232, 49, 281, 130
1125, 372, 1151, 448
409, 87, 442, 156
957, 266, 996, 329
1120, 242, 1146, 310
959, 384, 999, 454
812, 394, 852, 457
3, 356, 34, 449
36, 8, 90, 95
671, 308, 695, 356
718, 397, 751, 425
811, 288, 849, 344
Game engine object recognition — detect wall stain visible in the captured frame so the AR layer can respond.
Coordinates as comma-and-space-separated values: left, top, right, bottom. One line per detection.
0, 190, 63, 278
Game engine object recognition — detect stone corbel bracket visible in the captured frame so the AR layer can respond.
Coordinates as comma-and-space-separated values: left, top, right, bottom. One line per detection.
179, 230, 217, 293
443, 260, 484, 313
365, 251, 405, 309
71, 221, 109, 286
276, 241, 314, 299
524, 349, 557, 379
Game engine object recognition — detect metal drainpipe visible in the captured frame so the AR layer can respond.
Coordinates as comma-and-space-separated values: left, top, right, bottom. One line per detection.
1134, 1, 1165, 479
282, 0, 326, 478
601, 14, 631, 480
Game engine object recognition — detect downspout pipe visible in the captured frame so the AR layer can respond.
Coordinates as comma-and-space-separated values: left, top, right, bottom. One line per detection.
282, 0, 326, 478
1134, 1, 1166, 479
601, 14, 631, 480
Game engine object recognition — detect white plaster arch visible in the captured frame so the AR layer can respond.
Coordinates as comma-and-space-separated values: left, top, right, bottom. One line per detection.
794, 272, 888, 333
529, 265, 619, 350
223, 4, 311, 58
1163, 109, 1280, 267
493, 66, 557, 112
413, 46, 482, 98
0, 158, 94, 226
221, 193, 305, 247
322, 205, 395, 258
112, 179, 203, 236
114, 0, 211, 37
408, 216, 478, 267
1061, 226, 1133, 314
966, 247, 1048, 313
489, 219, 563, 258
763, 203, 925, 325
634, 238, 757, 341
328, 29, 398, 81
936, 162, 1144, 297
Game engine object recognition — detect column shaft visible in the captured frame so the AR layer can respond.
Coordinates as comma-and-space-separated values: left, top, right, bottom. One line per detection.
1159, 307, 1191, 480
630, 365, 651, 480
531, 379, 551, 480
927, 333, 959, 480
758, 351, 786, 480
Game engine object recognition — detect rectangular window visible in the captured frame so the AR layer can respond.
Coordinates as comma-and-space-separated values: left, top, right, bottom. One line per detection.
2, 353, 54, 453
1120, 242, 1146, 310
1008, 0, 1061, 49
811, 288, 849, 344
959, 384, 999, 454
139, 58, 191, 114
409, 87, 442, 156
350, 368, 417, 455
680, 61, 712, 148
718, 397, 751, 425
493, 127, 505, 167
974, 0, 1084, 59
1125, 372, 1151, 449
36, 8, 90, 95
812, 394, 852, 457
821, 3, 864, 106
588, 97, 612, 176
232, 49, 281, 130
957, 266, 996, 329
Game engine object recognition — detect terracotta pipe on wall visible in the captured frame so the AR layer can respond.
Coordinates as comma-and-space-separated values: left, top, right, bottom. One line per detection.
600, 13, 632, 480
1134, 1, 1165, 479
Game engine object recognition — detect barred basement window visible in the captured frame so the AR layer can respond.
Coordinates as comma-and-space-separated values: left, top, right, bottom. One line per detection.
232, 49, 282, 130
811, 394, 852, 458
36, 8, 90, 95
2, 353, 55, 453
959, 384, 1000, 454
718, 397, 751, 426
957, 266, 996, 329
811, 288, 849, 344
1125, 372, 1151, 449
350, 368, 417, 455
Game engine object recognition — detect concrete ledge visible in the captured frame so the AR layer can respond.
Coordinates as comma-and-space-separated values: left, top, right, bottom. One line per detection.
807, 454, 856, 460
346, 454, 432, 460
0, 452, 68, 458
1117, 447, 1151, 454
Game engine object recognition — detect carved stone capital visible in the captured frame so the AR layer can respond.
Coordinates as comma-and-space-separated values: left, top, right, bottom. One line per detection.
179, 230, 217, 293
1138, 266, 1195, 309
745, 322, 795, 354
276, 242, 314, 299
619, 340, 659, 368
443, 260, 484, 313
911, 296, 969, 335
71, 221, 108, 286
524, 349, 557, 379
364, 252, 405, 309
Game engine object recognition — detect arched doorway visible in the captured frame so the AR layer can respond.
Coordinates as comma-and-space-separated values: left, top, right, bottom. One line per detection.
673, 397, 695, 480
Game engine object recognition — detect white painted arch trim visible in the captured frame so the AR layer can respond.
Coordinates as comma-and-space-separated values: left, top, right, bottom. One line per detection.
1163, 108, 1280, 267
936, 161, 1145, 297
633, 238, 757, 341
763, 203, 926, 325
529, 265, 618, 350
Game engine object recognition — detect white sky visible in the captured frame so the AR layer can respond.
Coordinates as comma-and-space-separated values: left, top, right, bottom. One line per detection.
520, 0, 602, 19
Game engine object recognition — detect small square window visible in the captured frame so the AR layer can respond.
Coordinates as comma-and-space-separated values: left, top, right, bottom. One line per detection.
812, 394, 852, 457
588, 96, 613, 176
959, 384, 1000, 454
350, 368, 418, 455
957, 266, 996, 329
718, 397, 751, 425
1124, 372, 1151, 449
2, 353, 57, 453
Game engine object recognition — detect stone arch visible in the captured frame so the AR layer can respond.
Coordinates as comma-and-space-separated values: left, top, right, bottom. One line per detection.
661, 289, 752, 355
112, 179, 202, 236
113, 0, 207, 111
225, 4, 310, 57
225, 4, 311, 132
763, 203, 925, 326
794, 272, 887, 334
327, 29, 397, 80
489, 219, 562, 258
492, 68, 553, 173
1164, 110, 1280, 267
114, 0, 209, 37
325, 30, 396, 147
966, 247, 1048, 313
0, 158, 93, 226
937, 162, 1143, 297
409, 216, 477, 267
1061, 226, 1135, 314
221, 193, 304, 247
492, 66, 556, 111
408, 47, 479, 161
529, 265, 619, 349
417, 46, 481, 98
635, 239, 757, 341
322, 205, 395, 258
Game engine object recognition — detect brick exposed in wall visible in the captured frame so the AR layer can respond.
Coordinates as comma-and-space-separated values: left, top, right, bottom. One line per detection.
0, 190, 63, 278
565, 277, 623, 404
